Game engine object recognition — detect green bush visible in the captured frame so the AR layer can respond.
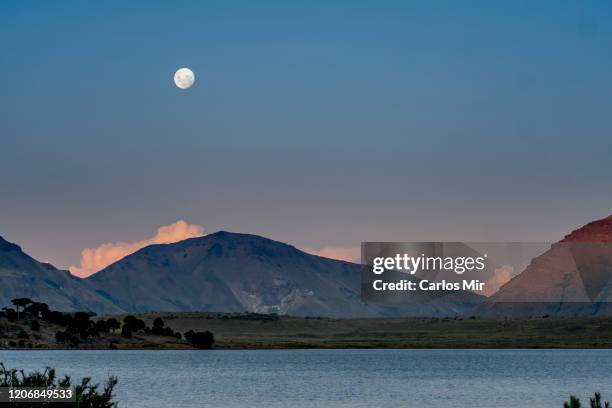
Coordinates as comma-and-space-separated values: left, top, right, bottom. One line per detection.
564, 393, 610, 408
184, 330, 214, 349
0, 363, 118, 407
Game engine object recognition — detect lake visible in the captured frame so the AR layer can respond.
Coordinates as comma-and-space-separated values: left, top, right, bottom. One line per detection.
1, 349, 611, 407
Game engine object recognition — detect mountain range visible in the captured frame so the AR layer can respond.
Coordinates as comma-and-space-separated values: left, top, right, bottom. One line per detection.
0, 231, 482, 317
2, 215, 612, 318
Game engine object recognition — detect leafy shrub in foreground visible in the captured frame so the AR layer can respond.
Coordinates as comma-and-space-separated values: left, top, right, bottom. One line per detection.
0, 363, 118, 407
564, 393, 610, 408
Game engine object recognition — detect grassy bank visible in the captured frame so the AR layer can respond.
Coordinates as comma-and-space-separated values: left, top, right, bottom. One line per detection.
5, 307, 612, 349
129, 312, 612, 349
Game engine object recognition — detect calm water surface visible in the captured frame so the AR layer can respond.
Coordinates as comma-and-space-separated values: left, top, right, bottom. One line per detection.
1, 349, 611, 408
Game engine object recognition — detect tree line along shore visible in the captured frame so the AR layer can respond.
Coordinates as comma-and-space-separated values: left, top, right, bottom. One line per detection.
0, 298, 214, 350
4, 298, 612, 349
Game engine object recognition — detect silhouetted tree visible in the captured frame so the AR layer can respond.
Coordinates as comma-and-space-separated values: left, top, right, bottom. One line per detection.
187, 331, 215, 349
43, 310, 71, 326
184, 330, 195, 342
95, 320, 110, 333
70, 312, 97, 340
106, 318, 120, 333
54, 330, 79, 347
24, 301, 49, 318
3, 308, 17, 322
30, 320, 40, 331
121, 324, 133, 339
153, 317, 164, 328
11, 298, 32, 320
123, 315, 146, 332
151, 317, 165, 335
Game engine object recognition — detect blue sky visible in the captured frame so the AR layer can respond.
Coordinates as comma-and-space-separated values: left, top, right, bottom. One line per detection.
1, 1, 612, 269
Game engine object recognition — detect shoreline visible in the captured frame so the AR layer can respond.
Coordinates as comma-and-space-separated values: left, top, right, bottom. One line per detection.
5, 311, 612, 350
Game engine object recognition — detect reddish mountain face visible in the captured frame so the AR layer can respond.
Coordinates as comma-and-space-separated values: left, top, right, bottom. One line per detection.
476, 215, 612, 317
561, 215, 612, 243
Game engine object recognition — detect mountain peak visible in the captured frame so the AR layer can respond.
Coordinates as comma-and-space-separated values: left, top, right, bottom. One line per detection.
561, 215, 612, 243
85, 228, 482, 317
171, 230, 296, 251
0, 236, 22, 253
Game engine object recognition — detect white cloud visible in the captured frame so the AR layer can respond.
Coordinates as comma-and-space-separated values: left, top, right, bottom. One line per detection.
69, 220, 205, 277
483, 265, 514, 296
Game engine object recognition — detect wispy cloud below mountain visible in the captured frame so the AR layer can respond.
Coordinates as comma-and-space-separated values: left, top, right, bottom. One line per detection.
69, 220, 205, 277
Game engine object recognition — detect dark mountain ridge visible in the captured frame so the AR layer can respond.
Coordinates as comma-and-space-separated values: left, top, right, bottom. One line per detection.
0, 236, 122, 314
11, 214, 612, 319
84, 231, 483, 317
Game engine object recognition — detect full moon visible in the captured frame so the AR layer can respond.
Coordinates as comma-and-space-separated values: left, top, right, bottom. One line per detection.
174, 67, 195, 89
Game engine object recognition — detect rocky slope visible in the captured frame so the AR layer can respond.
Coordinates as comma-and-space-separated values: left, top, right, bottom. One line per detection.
85, 231, 484, 317
476, 215, 612, 317
0, 236, 122, 314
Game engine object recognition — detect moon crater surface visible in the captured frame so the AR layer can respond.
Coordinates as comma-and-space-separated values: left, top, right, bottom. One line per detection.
174, 67, 195, 89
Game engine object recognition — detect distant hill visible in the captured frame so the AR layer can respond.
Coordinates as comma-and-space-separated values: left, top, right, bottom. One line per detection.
476, 215, 612, 317
85, 231, 483, 317
8, 216, 612, 318
0, 236, 122, 314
